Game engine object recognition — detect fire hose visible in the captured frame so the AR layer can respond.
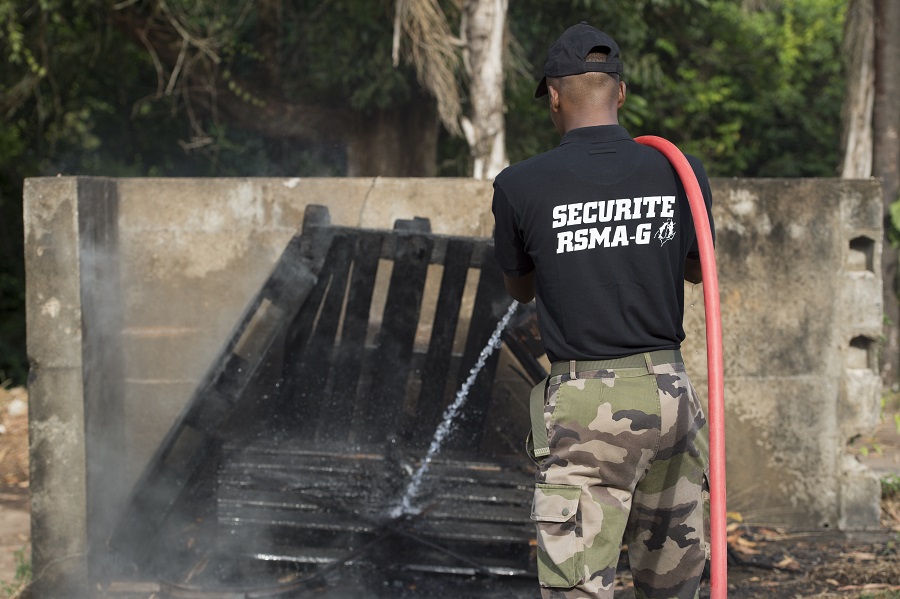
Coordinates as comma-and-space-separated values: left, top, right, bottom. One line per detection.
635, 135, 727, 598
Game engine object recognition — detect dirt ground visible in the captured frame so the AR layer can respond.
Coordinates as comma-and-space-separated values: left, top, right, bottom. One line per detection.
1, 385, 898, 598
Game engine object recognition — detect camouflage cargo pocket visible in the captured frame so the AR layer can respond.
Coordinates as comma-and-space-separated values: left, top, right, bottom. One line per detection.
531, 483, 584, 588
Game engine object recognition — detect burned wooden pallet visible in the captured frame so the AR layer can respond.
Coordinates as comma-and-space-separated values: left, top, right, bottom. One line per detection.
107, 205, 546, 588
216, 442, 535, 578
269, 214, 514, 448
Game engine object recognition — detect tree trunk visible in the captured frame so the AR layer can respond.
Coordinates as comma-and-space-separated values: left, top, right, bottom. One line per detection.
840, 0, 874, 179
874, 0, 900, 385
460, 0, 509, 180
346, 96, 439, 176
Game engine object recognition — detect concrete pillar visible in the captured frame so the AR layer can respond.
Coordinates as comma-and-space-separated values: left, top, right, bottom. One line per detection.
24, 178, 124, 598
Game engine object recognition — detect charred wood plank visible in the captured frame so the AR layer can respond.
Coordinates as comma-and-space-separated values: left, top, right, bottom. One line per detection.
446, 248, 512, 450
356, 230, 434, 445
288, 234, 355, 437
408, 238, 474, 447
320, 232, 384, 442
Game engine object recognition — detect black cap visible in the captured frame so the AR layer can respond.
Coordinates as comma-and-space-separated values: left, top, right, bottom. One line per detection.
535, 22, 624, 98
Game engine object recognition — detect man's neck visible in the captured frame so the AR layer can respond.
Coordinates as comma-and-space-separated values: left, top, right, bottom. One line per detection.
561, 114, 618, 135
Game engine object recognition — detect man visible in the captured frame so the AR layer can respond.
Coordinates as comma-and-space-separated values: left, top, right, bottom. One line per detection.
491, 23, 714, 599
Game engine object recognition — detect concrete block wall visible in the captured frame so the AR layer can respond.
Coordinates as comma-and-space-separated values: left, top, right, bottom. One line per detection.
24, 176, 884, 598
686, 179, 884, 531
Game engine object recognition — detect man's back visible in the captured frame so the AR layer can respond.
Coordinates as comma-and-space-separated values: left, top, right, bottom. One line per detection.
493, 124, 713, 361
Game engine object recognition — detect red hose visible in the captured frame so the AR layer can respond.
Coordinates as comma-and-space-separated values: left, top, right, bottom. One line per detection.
635, 135, 727, 598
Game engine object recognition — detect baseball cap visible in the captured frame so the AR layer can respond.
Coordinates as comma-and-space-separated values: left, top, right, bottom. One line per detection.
535, 22, 624, 98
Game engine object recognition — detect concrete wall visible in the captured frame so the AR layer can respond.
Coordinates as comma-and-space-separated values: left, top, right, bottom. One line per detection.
24, 176, 884, 598
695, 179, 883, 532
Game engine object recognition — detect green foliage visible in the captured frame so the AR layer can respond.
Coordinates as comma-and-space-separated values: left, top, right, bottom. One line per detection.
0, 1, 44, 76
505, 0, 847, 177
887, 194, 900, 249
0, 547, 31, 598
280, 0, 423, 113
883, 474, 900, 499
0, 0, 851, 178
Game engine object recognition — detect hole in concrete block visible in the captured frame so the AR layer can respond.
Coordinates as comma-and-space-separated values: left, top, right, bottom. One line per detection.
847, 336, 875, 370
848, 236, 874, 272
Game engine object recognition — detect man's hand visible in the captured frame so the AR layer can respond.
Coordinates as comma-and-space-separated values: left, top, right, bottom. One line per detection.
503, 271, 535, 303
685, 257, 702, 284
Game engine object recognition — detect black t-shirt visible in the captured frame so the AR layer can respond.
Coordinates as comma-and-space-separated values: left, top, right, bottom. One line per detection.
492, 125, 714, 362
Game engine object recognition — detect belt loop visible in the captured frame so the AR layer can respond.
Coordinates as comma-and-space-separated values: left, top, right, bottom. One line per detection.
643, 352, 655, 374
569, 360, 577, 379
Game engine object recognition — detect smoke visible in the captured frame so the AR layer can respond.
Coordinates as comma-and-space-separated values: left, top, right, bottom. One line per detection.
56, 193, 541, 595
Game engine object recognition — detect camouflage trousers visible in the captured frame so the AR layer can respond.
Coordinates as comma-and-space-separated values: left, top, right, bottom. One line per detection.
529, 351, 709, 599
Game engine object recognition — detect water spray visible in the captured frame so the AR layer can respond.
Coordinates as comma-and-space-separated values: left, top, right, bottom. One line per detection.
635, 135, 727, 598
391, 300, 520, 518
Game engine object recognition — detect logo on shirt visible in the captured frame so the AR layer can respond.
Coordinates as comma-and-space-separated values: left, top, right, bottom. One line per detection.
655, 219, 676, 246
552, 196, 676, 254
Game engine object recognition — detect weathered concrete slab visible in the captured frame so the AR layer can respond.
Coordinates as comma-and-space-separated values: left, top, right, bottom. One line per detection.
704, 179, 883, 531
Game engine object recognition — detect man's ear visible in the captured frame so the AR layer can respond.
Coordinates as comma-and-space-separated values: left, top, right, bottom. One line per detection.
617, 80, 627, 108
548, 84, 561, 113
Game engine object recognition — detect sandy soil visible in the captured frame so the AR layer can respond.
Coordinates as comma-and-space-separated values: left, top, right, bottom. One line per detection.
1, 386, 898, 598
